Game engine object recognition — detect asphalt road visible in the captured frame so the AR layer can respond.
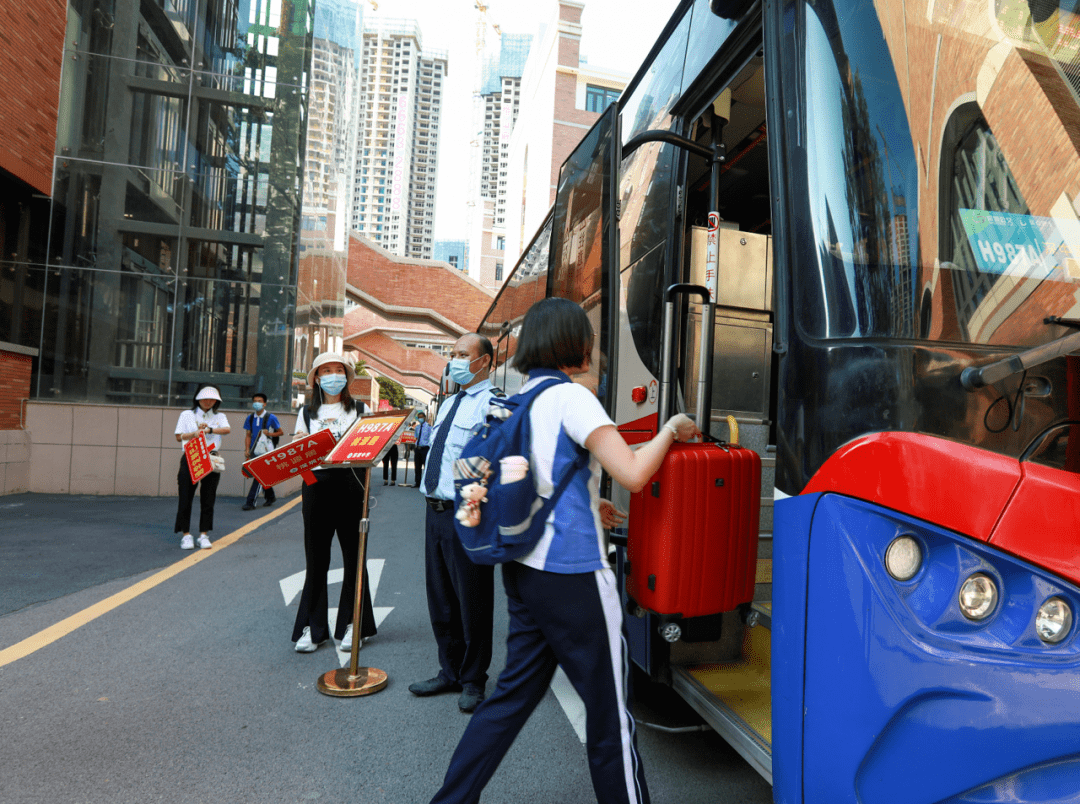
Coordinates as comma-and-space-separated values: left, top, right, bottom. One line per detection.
0, 470, 773, 803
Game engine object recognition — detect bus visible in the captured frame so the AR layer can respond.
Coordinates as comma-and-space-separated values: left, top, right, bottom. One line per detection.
478, 0, 1080, 800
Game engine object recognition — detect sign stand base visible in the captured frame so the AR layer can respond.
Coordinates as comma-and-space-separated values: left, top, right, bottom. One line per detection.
316, 666, 388, 697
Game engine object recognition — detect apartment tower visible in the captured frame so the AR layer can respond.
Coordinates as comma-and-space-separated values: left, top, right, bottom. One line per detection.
351, 20, 447, 261
468, 34, 532, 289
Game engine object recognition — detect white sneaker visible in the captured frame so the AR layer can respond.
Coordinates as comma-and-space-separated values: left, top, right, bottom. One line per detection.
197, 534, 212, 549
340, 624, 358, 651
295, 626, 321, 653
180, 534, 194, 550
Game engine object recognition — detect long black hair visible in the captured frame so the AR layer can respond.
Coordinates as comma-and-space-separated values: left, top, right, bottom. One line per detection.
191, 386, 222, 414
511, 298, 593, 374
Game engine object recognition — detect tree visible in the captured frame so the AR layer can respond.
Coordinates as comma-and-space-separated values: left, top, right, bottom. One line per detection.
379, 376, 407, 408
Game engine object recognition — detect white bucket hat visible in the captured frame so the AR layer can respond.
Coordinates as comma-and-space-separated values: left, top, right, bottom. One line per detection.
307, 352, 356, 388
195, 386, 222, 402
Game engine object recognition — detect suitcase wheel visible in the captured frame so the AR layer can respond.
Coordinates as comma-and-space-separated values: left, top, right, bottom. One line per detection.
658, 621, 682, 643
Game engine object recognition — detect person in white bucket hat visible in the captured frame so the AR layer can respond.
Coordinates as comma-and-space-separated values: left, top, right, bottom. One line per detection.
289, 353, 377, 654
174, 385, 231, 550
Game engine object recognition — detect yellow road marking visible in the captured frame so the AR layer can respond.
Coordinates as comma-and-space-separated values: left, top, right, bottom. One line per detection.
0, 496, 301, 669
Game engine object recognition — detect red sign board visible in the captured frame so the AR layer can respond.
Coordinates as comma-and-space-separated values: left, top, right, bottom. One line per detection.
323, 409, 416, 468
242, 428, 338, 487
184, 432, 212, 483
398, 429, 417, 445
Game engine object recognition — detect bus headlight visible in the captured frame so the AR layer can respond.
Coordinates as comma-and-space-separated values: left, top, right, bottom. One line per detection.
959, 573, 998, 620
1036, 597, 1073, 644
884, 535, 922, 581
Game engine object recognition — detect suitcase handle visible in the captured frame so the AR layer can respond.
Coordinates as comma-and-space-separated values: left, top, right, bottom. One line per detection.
658, 284, 716, 437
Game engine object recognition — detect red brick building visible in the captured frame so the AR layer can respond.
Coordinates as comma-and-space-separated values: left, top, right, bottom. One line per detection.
343, 235, 496, 401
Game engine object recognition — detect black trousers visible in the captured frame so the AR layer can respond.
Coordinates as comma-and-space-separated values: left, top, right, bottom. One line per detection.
414, 446, 429, 486
430, 564, 649, 804
424, 504, 494, 691
174, 456, 221, 534
291, 469, 377, 644
382, 444, 399, 483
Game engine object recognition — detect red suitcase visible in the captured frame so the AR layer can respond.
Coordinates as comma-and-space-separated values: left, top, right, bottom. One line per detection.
626, 441, 761, 618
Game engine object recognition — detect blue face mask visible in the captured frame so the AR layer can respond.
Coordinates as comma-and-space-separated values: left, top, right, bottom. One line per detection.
318, 373, 348, 396
448, 357, 479, 386
252, 401, 264, 412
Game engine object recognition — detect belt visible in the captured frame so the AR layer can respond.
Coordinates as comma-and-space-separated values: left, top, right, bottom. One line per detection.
426, 497, 452, 513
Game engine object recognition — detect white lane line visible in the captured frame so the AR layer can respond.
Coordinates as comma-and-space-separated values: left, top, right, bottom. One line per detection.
550, 667, 587, 743
278, 559, 386, 606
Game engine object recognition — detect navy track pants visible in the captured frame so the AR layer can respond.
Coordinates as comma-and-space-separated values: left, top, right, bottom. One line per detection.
430, 561, 649, 804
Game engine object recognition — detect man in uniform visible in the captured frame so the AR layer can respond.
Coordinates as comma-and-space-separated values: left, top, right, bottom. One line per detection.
410, 333, 497, 713
412, 411, 432, 487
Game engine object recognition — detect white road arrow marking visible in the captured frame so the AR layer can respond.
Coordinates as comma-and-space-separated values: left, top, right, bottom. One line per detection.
280, 559, 394, 667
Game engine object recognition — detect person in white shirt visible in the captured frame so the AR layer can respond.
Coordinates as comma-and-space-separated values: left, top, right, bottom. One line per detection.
428, 298, 699, 804
290, 352, 376, 655
174, 386, 231, 550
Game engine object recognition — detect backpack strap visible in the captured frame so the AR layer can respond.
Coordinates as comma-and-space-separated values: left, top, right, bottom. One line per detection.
512, 374, 588, 510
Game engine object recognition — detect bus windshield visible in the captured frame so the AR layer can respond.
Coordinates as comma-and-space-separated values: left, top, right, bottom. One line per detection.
785, 0, 1080, 349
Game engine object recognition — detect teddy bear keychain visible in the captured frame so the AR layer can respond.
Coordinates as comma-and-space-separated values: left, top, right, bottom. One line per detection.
456, 482, 488, 528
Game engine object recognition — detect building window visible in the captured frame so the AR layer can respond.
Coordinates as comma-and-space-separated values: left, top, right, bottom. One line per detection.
585, 84, 621, 113
496, 236, 505, 250
494, 262, 503, 281
448, 255, 458, 267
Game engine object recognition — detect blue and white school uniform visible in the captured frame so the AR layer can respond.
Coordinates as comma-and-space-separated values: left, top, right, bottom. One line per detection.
430, 373, 649, 804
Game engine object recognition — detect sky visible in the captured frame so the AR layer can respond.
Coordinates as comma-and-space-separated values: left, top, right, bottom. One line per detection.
360, 0, 682, 240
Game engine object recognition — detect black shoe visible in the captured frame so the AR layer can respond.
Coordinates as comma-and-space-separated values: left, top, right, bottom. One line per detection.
390, 481, 396, 486
241, 503, 256, 511
383, 480, 388, 486
458, 687, 485, 713
263, 499, 274, 507
408, 677, 462, 697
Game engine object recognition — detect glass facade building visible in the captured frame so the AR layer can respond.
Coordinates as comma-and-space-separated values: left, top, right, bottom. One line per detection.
39, 0, 315, 408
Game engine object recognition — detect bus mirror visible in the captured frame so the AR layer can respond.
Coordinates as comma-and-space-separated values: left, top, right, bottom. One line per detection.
709, 0, 755, 20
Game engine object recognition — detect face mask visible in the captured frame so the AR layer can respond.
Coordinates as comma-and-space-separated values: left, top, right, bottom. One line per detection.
252, 402, 264, 412
448, 357, 480, 386
318, 373, 348, 396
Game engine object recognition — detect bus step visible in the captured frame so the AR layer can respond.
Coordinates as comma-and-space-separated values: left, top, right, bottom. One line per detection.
675, 618, 773, 783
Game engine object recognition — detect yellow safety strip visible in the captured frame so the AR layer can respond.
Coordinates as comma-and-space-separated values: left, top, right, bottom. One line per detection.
0, 496, 301, 668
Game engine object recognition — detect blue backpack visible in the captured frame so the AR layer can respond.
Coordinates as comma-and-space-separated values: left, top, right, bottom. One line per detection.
453, 369, 589, 565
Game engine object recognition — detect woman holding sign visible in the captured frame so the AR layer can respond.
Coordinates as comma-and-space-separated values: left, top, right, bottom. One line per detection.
174, 386, 231, 550
291, 353, 377, 654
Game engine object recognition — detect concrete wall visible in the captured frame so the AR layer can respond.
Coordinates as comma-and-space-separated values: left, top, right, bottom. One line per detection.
22, 402, 303, 498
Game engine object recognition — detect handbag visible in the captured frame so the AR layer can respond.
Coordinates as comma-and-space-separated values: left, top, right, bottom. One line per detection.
210, 451, 225, 473
252, 430, 271, 457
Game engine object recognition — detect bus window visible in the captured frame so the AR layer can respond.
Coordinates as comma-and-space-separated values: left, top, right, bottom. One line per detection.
549, 107, 619, 401
476, 212, 554, 396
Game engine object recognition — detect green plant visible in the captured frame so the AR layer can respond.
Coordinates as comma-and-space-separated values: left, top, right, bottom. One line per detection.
379, 376, 407, 408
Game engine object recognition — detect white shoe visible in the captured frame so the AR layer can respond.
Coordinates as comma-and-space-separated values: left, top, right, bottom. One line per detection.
340, 624, 358, 651
197, 534, 212, 549
180, 534, 194, 550
295, 626, 321, 653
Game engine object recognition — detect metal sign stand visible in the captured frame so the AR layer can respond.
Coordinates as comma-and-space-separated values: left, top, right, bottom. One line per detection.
316, 467, 388, 697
